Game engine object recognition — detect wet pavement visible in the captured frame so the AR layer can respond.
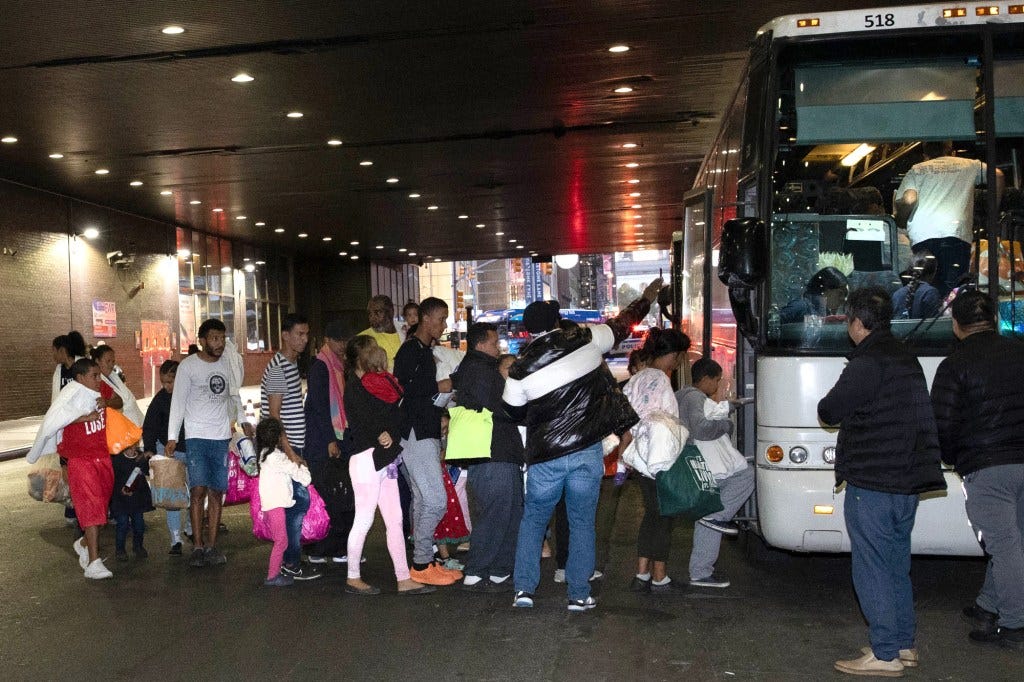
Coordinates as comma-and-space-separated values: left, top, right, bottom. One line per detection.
0, 459, 1020, 681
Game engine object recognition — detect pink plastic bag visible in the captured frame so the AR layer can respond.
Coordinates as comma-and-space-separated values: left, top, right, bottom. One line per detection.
224, 451, 256, 506
249, 483, 329, 544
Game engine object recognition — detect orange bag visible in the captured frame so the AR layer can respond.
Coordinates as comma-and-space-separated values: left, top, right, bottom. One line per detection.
106, 407, 142, 454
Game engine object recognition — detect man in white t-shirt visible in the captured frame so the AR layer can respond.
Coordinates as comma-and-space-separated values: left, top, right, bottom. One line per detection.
166, 319, 253, 567
896, 141, 1004, 296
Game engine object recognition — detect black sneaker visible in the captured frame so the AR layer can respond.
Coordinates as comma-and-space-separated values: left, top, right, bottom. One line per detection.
697, 518, 740, 536
133, 545, 148, 559
115, 549, 129, 562
567, 596, 598, 612
281, 564, 323, 581
690, 573, 730, 588
962, 603, 998, 629
204, 546, 226, 565
168, 542, 183, 556
629, 576, 651, 593
513, 591, 534, 608
189, 548, 206, 567
650, 578, 688, 595
969, 625, 1024, 650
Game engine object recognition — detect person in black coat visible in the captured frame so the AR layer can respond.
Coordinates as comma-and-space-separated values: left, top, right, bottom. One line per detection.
931, 290, 1024, 648
818, 286, 946, 677
110, 446, 154, 561
451, 322, 525, 591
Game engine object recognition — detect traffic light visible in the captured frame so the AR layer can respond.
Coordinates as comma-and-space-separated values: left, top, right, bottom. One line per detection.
540, 263, 552, 275
512, 259, 522, 273
456, 290, 465, 309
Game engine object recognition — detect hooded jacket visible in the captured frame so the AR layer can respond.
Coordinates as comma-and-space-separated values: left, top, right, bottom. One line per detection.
502, 298, 649, 465
451, 349, 524, 465
931, 330, 1024, 476
817, 328, 946, 495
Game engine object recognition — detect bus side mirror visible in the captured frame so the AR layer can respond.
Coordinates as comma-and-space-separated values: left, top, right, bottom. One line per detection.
718, 218, 767, 349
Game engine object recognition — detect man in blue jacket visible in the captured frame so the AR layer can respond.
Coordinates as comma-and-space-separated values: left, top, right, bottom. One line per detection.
504, 278, 661, 612
818, 286, 946, 677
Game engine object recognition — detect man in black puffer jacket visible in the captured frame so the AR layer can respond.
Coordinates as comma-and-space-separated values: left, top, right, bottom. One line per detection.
503, 278, 661, 612
451, 322, 525, 592
818, 286, 946, 678
931, 290, 1024, 650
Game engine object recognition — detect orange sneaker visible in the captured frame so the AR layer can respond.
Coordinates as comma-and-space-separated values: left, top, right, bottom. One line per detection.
410, 563, 458, 586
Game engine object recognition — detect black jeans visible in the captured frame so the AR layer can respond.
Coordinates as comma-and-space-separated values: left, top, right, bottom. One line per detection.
637, 475, 674, 562
913, 236, 970, 298
306, 456, 355, 559
465, 461, 523, 578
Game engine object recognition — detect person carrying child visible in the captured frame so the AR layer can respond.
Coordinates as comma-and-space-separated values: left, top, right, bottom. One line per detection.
256, 418, 312, 587
342, 336, 435, 595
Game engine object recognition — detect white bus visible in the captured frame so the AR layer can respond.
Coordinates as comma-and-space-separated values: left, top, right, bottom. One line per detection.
676, 3, 1024, 555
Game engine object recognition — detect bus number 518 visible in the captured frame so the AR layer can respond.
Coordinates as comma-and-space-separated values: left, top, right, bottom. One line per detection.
864, 13, 896, 28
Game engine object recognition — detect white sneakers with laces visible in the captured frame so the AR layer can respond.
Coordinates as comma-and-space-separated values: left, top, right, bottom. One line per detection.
84, 558, 113, 580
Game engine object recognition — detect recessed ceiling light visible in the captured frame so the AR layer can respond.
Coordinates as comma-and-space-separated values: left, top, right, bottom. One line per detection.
629, 192, 641, 197
212, 207, 223, 212
625, 162, 639, 168
298, 233, 308, 238
495, 231, 505, 236
322, 236, 332, 242
243, 257, 250, 262
409, 252, 417, 256
509, 239, 517, 243
386, 177, 399, 184
49, 153, 64, 159
231, 73, 254, 83
95, 168, 109, 175
458, 215, 468, 219
613, 86, 633, 94
190, 200, 201, 205
516, 245, 524, 249
622, 142, 638, 149
427, 205, 438, 210
221, 266, 231, 273
351, 255, 359, 260
327, 139, 343, 146
130, 180, 143, 187
255, 221, 265, 226
82, 227, 100, 239
628, 179, 640, 184
339, 251, 348, 256
161, 25, 185, 35
398, 248, 407, 253
609, 45, 630, 53
375, 245, 384, 249
632, 204, 642, 209
286, 111, 303, 118
359, 160, 373, 166
160, 190, 172, 196
274, 228, 285, 233
634, 223, 644, 228
633, 214, 642, 219
434, 257, 442, 262
350, 241, 359, 246
244, 263, 256, 272
236, 215, 247, 220
255, 260, 266, 265
1, 136, 18, 144
408, 193, 421, 198
636, 238, 645, 243
476, 223, 485, 228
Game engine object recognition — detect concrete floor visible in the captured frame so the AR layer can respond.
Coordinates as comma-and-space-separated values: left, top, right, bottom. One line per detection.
1, 457, 1021, 681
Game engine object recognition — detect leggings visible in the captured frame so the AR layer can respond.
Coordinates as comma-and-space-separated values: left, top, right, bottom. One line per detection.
264, 507, 287, 580
347, 448, 409, 581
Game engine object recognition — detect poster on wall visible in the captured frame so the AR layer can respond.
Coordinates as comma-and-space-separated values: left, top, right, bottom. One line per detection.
178, 294, 197, 353
141, 320, 172, 399
92, 300, 117, 338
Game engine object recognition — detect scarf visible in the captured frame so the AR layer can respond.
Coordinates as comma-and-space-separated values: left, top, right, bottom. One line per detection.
317, 348, 348, 438
362, 371, 403, 404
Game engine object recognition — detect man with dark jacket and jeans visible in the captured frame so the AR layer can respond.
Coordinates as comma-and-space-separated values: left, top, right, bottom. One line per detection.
931, 290, 1024, 650
818, 286, 946, 677
504, 278, 661, 612
452, 322, 525, 592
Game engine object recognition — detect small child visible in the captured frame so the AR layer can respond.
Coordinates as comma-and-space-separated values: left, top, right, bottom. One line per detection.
435, 412, 470, 570
109, 444, 153, 561
257, 418, 311, 587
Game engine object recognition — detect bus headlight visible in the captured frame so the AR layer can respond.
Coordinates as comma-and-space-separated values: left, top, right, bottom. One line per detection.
823, 446, 836, 464
765, 445, 784, 463
789, 446, 808, 464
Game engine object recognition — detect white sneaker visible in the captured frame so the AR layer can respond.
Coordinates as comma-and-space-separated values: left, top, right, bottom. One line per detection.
84, 558, 113, 580
555, 569, 603, 583
73, 538, 89, 569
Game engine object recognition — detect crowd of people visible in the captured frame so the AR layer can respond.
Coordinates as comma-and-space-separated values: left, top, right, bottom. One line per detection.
25, 276, 1024, 672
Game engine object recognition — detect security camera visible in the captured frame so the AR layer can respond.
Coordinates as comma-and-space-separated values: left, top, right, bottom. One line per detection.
106, 250, 134, 268
106, 251, 124, 265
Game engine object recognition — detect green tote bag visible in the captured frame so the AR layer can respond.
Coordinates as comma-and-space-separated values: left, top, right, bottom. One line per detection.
656, 444, 724, 520
445, 405, 494, 462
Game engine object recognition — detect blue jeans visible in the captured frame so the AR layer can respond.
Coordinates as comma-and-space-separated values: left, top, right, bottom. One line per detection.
844, 484, 919, 661
913, 236, 970, 298
114, 511, 145, 551
514, 443, 604, 601
285, 480, 310, 566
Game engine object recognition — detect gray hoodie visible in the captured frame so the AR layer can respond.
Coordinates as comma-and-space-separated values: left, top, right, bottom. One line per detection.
675, 386, 733, 445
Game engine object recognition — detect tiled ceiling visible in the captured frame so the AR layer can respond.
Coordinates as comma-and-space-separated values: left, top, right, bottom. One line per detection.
0, 0, 922, 262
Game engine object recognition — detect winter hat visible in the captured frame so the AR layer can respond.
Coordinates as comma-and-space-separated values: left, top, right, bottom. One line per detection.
523, 300, 561, 334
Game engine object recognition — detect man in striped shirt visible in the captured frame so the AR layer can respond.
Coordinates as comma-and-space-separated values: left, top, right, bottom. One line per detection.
260, 313, 320, 580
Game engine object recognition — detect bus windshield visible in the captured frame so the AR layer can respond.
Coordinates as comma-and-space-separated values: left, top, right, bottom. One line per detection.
765, 36, 988, 355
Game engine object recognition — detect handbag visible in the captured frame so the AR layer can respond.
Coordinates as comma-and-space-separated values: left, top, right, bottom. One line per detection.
27, 452, 69, 504
695, 435, 748, 479
150, 456, 189, 510
224, 451, 256, 506
249, 483, 330, 544
106, 407, 143, 454
656, 444, 724, 520
445, 405, 493, 461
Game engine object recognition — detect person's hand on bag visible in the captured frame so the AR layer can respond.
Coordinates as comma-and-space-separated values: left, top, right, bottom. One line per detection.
164, 440, 177, 456
378, 431, 393, 448
241, 422, 255, 439
327, 441, 341, 459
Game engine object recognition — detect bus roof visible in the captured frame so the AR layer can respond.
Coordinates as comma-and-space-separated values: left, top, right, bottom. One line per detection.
759, 3, 1024, 40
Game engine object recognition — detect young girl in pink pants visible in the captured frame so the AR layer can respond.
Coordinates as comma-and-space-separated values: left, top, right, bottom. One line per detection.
342, 338, 434, 596
257, 418, 310, 587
